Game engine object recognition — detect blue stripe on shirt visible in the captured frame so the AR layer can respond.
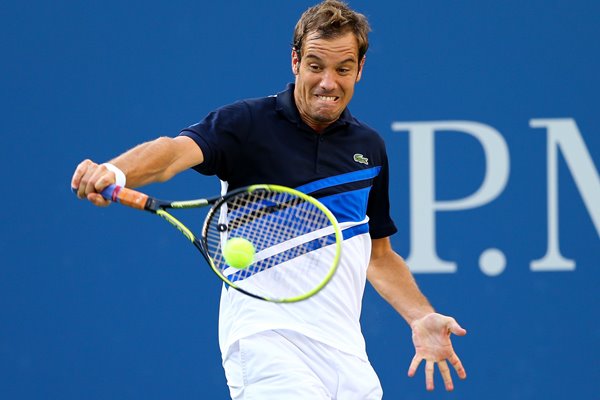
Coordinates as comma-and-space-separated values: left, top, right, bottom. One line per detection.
295, 167, 382, 195
318, 187, 371, 223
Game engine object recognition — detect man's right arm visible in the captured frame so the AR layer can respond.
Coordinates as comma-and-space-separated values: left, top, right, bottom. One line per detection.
71, 136, 203, 206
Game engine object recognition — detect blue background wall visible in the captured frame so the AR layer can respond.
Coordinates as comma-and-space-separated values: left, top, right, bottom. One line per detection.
1, 1, 598, 398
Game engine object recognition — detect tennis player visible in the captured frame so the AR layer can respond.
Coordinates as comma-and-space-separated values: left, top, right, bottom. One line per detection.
72, 1, 467, 398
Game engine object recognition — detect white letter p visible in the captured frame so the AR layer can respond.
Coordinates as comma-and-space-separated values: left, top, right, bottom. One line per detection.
391, 121, 510, 273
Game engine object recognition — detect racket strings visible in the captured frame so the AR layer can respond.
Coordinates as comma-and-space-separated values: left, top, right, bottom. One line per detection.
204, 189, 336, 299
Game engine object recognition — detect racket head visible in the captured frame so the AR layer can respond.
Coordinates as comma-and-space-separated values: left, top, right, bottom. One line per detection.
202, 184, 342, 303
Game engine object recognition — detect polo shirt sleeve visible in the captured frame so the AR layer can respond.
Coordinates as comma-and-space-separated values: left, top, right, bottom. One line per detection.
178, 101, 251, 181
366, 144, 398, 239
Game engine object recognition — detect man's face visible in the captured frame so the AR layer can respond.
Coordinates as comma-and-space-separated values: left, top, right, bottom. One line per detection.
292, 31, 365, 132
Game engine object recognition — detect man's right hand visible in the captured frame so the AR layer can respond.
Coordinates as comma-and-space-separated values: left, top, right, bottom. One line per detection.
71, 159, 116, 207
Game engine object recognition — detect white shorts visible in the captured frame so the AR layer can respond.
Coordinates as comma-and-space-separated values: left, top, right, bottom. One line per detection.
222, 329, 383, 400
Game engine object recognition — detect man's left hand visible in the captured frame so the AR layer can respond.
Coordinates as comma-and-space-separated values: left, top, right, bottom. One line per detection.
407, 313, 467, 391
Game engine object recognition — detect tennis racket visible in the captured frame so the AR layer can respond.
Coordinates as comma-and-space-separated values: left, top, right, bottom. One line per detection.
80, 184, 342, 303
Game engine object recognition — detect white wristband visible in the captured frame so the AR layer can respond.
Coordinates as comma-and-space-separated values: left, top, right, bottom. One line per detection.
102, 163, 127, 187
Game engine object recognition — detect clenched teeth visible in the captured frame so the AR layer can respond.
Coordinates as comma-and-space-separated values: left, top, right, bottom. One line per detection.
316, 95, 338, 101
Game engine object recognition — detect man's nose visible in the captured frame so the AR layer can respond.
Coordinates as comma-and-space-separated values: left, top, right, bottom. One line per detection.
319, 69, 336, 91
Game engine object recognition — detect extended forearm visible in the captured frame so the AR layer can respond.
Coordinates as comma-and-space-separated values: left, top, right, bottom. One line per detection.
368, 249, 434, 325
109, 136, 202, 188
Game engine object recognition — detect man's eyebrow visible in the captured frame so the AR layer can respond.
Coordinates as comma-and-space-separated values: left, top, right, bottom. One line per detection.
303, 54, 323, 61
303, 54, 357, 64
338, 57, 357, 64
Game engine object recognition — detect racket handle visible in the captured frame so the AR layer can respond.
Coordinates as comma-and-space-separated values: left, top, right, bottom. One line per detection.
101, 184, 150, 210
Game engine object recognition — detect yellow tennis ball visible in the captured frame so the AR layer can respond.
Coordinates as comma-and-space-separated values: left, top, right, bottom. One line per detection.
223, 237, 255, 269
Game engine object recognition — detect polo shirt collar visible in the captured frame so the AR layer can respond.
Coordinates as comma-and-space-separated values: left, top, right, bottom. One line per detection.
275, 83, 356, 131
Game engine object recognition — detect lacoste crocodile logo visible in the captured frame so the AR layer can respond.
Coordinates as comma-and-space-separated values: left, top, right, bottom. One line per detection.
353, 153, 369, 165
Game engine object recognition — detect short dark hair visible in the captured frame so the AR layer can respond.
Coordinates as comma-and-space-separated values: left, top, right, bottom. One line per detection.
292, 0, 371, 63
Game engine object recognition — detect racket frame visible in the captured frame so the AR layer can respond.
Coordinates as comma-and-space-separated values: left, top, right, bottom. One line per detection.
97, 184, 342, 303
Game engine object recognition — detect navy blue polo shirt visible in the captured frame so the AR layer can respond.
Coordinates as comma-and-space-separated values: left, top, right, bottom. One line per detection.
179, 84, 397, 239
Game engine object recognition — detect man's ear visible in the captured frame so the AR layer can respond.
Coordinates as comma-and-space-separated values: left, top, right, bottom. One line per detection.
356, 56, 366, 82
291, 49, 300, 75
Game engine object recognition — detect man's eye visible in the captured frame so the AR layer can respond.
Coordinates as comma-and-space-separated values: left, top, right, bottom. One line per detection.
309, 64, 321, 71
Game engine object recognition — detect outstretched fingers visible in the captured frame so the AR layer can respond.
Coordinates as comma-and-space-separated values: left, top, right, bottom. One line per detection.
438, 360, 454, 391
407, 355, 422, 378
409, 358, 460, 391
425, 360, 435, 391
449, 352, 467, 380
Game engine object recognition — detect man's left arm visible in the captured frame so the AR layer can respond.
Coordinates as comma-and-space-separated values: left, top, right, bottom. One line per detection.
367, 237, 467, 391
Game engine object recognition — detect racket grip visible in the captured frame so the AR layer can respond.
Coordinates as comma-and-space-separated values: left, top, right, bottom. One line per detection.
101, 184, 149, 210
